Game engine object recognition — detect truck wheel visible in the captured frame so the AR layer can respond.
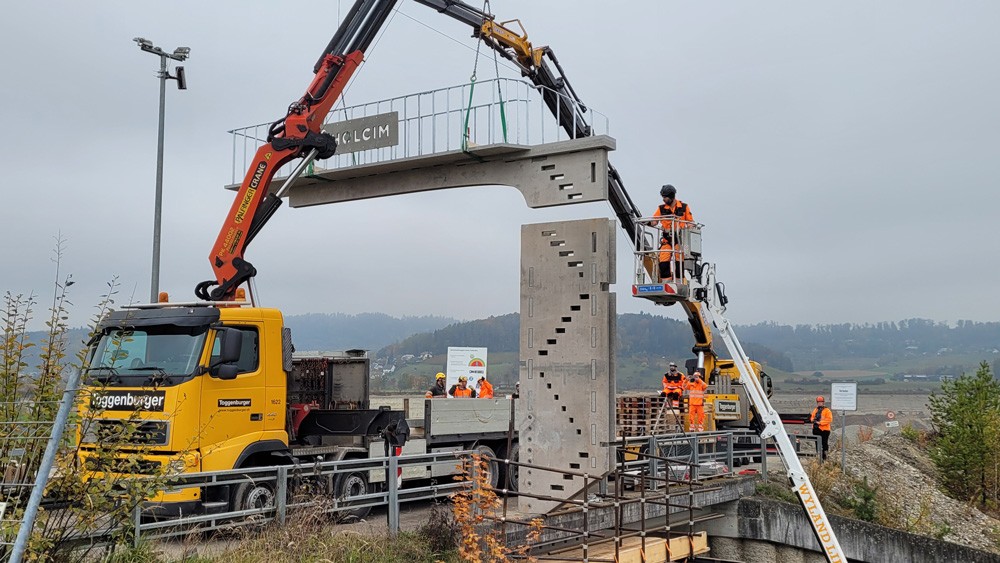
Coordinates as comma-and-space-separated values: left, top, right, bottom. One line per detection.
232, 479, 276, 518
473, 444, 500, 489
498, 442, 519, 492
334, 472, 371, 520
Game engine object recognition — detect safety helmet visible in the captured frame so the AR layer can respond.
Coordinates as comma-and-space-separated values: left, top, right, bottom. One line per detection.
669, 362, 677, 367
693, 371, 702, 378
816, 396, 825, 402
435, 372, 446, 380
458, 376, 468, 382
660, 184, 676, 198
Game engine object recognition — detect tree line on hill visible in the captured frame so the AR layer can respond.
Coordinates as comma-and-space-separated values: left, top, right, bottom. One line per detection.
738, 319, 1000, 370
377, 313, 999, 376
23, 311, 998, 382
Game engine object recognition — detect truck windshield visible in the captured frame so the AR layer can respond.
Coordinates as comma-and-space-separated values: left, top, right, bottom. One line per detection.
87, 326, 208, 387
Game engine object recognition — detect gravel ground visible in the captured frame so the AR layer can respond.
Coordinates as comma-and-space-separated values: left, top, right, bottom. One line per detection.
835, 433, 1000, 554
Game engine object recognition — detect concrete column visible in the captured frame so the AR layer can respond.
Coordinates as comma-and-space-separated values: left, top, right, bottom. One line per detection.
519, 218, 616, 513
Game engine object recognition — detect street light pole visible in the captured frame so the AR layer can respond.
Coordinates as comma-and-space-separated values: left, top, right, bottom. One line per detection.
152, 53, 167, 304
134, 38, 189, 302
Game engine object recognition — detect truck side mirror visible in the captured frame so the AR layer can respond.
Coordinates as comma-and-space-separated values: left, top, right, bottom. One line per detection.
214, 363, 240, 380
215, 327, 243, 365
209, 327, 243, 380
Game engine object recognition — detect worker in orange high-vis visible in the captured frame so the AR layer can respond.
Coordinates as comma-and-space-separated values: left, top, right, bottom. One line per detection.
651, 184, 694, 229
660, 362, 687, 407
657, 231, 682, 281
686, 371, 708, 432
811, 396, 834, 461
425, 372, 447, 398
476, 376, 494, 399
448, 376, 477, 398
650, 184, 694, 282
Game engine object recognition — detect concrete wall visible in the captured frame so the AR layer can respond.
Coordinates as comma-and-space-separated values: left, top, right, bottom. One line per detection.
519, 218, 616, 513
704, 498, 1000, 563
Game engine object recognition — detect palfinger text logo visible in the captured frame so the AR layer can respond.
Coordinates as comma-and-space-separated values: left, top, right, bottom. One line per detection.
234, 161, 267, 224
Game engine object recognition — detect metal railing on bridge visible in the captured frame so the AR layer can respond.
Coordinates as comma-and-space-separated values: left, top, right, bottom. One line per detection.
228, 78, 611, 185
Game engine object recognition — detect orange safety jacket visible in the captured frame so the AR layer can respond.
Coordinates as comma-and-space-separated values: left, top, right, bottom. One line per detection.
449, 385, 476, 398
810, 406, 833, 431
686, 378, 708, 406
662, 372, 687, 395
653, 200, 693, 232
477, 380, 494, 399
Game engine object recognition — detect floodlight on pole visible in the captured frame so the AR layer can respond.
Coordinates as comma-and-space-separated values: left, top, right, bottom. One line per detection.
134, 38, 190, 302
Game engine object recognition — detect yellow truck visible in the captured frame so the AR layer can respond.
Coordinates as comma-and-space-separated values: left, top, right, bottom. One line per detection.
81, 304, 387, 517
80, 301, 519, 519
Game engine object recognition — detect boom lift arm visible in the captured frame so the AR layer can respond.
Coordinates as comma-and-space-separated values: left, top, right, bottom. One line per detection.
196, 0, 400, 301
694, 265, 846, 563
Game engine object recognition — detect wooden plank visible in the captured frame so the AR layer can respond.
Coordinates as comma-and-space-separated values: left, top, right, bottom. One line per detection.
547, 532, 708, 562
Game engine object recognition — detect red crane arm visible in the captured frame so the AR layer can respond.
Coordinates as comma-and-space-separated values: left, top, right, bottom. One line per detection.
196, 0, 399, 301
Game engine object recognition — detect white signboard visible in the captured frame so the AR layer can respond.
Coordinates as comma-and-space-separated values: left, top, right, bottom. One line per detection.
321, 111, 399, 153
446, 347, 488, 392
830, 382, 858, 412
0, 501, 6, 520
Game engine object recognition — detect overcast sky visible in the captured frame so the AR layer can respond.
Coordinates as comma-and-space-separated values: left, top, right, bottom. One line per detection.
2, 1, 998, 331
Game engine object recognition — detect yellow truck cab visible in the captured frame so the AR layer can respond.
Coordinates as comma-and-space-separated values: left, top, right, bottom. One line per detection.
80, 302, 405, 518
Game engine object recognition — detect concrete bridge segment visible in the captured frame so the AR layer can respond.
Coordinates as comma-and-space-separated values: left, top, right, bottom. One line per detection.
281, 135, 614, 209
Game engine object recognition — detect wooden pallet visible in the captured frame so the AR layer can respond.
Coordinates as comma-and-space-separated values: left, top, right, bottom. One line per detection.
617, 395, 688, 437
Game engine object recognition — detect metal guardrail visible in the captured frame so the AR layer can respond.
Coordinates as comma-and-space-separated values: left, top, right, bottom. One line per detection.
619, 430, 742, 486
228, 77, 611, 184
5, 427, 822, 556
131, 448, 474, 545
617, 429, 821, 486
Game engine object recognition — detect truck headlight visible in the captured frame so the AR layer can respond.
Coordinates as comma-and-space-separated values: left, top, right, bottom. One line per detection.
167, 459, 188, 474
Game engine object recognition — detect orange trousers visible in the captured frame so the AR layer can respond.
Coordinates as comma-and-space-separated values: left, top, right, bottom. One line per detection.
689, 404, 705, 429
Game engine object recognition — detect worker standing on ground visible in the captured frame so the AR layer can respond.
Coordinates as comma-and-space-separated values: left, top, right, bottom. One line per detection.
686, 371, 708, 432
476, 376, 494, 399
660, 362, 687, 407
811, 396, 833, 461
449, 376, 477, 398
425, 372, 448, 398
649, 184, 693, 281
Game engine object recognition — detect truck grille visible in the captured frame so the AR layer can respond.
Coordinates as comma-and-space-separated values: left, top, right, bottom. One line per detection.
82, 420, 169, 446
84, 456, 164, 475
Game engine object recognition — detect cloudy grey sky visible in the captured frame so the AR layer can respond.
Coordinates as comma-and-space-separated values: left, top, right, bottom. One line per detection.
2, 1, 998, 330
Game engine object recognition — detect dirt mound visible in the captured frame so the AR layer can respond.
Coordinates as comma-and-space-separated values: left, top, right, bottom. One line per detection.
842, 433, 1000, 553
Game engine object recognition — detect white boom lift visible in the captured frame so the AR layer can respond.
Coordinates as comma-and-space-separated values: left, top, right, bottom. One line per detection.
632, 221, 846, 563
